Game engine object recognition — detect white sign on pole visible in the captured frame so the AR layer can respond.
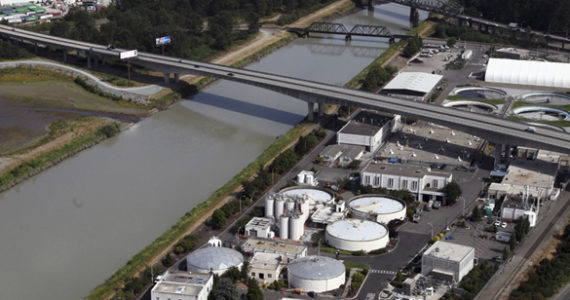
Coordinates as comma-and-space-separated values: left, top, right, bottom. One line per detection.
120, 50, 138, 60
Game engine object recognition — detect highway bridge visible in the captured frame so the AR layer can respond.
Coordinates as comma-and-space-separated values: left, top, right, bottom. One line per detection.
1, 24, 569, 153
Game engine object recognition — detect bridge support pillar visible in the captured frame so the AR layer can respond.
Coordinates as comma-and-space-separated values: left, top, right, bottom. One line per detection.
318, 103, 325, 117
163, 72, 170, 85
34, 42, 38, 54
505, 145, 512, 161
63, 50, 67, 62
174, 73, 180, 83
307, 102, 315, 122
93, 56, 99, 68
86, 53, 92, 69
409, 7, 417, 27
494, 144, 503, 167
368, 0, 373, 10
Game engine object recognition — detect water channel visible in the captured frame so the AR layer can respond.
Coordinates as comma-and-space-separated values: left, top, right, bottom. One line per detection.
0, 4, 426, 299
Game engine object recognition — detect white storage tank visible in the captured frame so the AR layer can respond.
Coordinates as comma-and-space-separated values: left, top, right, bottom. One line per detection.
286, 199, 295, 213
265, 195, 274, 218
348, 195, 406, 224
279, 215, 290, 239
325, 219, 389, 252
300, 199, 310, 221
288, 256, 345, 293
297, 172, 306, 184
280, 187, 334, 209
289, 214, 304, 241
275, 197, 285, 219
186, 238, 243, 276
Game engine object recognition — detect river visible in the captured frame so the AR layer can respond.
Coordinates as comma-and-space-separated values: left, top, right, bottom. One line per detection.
0, 4, 426, 299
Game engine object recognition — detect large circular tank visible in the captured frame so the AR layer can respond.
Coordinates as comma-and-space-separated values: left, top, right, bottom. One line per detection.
348, 195, 406, 224
325, 219, 389, 252
265, 196, 274, 218
288, 256, 345, 293
290, 214, 304, 241
280, 187, 334, 209
186, 247, 244, 275
279, 214, 290, 239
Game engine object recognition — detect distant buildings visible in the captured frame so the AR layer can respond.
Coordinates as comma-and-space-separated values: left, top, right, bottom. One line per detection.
496, 47, 530, 60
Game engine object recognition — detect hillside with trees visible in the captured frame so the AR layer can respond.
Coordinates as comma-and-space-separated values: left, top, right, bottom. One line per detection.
36, 0, 335, 61
457, 0, 570, 33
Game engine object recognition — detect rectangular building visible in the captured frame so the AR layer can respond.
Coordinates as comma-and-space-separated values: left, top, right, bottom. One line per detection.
241, 238, 307, 260
337, 111, 399, 152
361, 162, 452, 202
422, 241, 474, 283
249, 252, 284, 284
152, 271, 213, 300
381, 72, 443, 102
245, 217, 273, 239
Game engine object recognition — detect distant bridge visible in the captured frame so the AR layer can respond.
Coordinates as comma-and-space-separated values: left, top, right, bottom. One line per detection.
287, 22, 408, 43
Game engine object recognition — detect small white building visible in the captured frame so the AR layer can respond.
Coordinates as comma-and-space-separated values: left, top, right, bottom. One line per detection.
245, 217, 273, 239
337, 111, 399, 152
152, 271, 213, 300
422, 241, 474, 283
361, 162, 453, 202
241, 238, 307, 260
338, 145, 365, 167
249, 252, 284, 284
320, 144, 343, 163
296, 170, 318, 186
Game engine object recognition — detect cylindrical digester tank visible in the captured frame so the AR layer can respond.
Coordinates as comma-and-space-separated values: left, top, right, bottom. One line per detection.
265, 196, 274, 218
305, 173, 314, 184
325, 219, 389, 252
275, 197, 285, 219
285, 199, 295, 213
297, 173, 305, 184
300, 199, 310, 222
348, 194, 407, 224
279, 215, 290, 239
288, 256, 345, 293
289, 214, 304, 241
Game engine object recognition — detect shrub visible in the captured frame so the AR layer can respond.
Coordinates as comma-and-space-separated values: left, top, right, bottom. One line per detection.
211, 209, 227, 229
99, 123, 120, 138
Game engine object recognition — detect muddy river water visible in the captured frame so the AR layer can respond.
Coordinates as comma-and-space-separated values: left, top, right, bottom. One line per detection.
0, 4, 425, 299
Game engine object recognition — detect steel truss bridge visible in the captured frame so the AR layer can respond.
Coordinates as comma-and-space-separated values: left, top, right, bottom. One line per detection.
287, 22, 407, 42
375, 0, 464, 16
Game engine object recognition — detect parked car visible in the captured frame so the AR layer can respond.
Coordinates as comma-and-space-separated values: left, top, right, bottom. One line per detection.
308, 291, 318, 298
501, 222, 508, 228
494, 220, 501, 227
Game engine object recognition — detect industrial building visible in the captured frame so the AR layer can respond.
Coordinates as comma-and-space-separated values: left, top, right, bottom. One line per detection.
186, 237, 244, 275
361, 163, 453, 202
310, 200, 346, 226
500, 192, 538, 226
348, 195, 406, 224
296, 170, 318, 186
245, 217, 274, 239
496, 47, 530, 60
337, 111, 400, 152
422, 241, 475, 283
249, 252, 284, 284
325, 218, 389, 252
319, 144, 343, 163
241, 238, 307, 260
338, 145, 365, 167
151, 271, 213, 300
287, 256, 345, 293
485, 58, 570, 89
381, 72, 443, 102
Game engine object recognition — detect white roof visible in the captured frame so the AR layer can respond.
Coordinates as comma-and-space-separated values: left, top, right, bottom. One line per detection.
424, 241, 473, 262
249, 252, 282, 271
349, 195, 405, 215
485, 58, 570, 89
383, 72, 443, 94
187, 247, 243, 271
326, 219, 388, 241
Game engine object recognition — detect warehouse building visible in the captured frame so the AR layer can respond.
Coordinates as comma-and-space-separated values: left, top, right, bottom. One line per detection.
485, 58, 570, 89
325, 218, 389, 252
288, 256, 345, 293
337, 111, 400, 152
496, 47, 530, 60
361, 162, 453, 202
381, 72, 443, 102
422, 241, 474, 283
152, 271, 213, 300
245, 217, 274, 239
249, 252, 284, 284
186, 237, 244, 275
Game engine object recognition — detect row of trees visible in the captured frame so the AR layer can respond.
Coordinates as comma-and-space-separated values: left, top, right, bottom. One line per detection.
0, 40, 33, 60
510, 223, 570, 299
209, 262, 264, 300
362, 64, 397, 92
35, 0, 334, 61
402, 36, 423, 58
441, 261, 499, 300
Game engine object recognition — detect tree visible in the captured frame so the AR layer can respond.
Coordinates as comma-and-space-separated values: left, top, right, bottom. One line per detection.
212, 209, 227, 229
447, 37, 457, 47
295, 133, 319, 155
246, 278, 263, 300
161, 253, 174, 267
503, 246, 509, 261
471, 206, 482, 222
209, 277, 240, 300
509, 234, 516, 251
411, 9, 420, 28
441, 181, 462, 205
402, 36, 423, 58
270, 149, 298, 174
240, 261, 250, 280
246, 12, 260, 33
222, 266, 241, 282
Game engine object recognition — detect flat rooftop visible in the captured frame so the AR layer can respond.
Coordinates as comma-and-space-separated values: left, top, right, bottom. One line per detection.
242, 238, 307, 256
152, 271, 211, 296
362, 162, 451, 178
339, 121, 383, 136
249, 252, 282, 271
424, 241, 474, 262
246, 217, 273, 229
310, 206, 345, 224
502, 157, 558, 189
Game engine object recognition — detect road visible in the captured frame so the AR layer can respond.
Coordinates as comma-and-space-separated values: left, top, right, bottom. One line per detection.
2, 24, 570, 153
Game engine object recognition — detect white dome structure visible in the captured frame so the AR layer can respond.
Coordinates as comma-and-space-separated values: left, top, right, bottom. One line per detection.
288, 256, 345, 293
186, 238, 243, 275
348, 195, 406, 224
485, 58, 570, 89
325, 219, 389, 252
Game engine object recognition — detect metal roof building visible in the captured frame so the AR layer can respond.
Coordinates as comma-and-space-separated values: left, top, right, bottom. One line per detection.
382, 72, 443, 101
422, 241, 474, 283
325, 219, 389, 252
485, 58, 570, 89
288, 256, 345, 293
186, 246, 244, 276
